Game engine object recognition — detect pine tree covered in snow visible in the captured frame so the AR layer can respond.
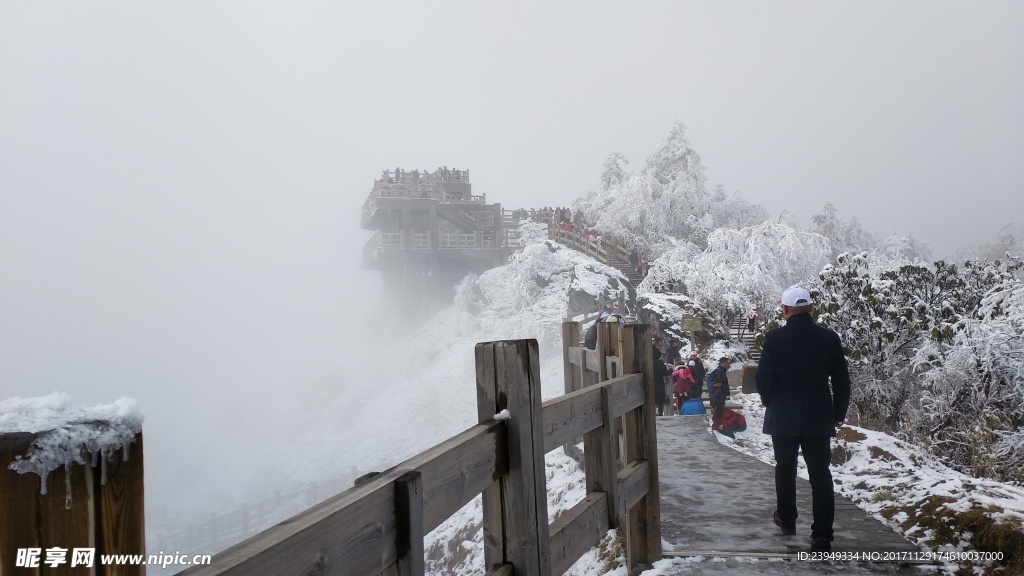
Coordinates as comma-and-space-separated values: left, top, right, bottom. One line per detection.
572, 120, 767, 257
811, 202, 879, 261
949, 221, 1024, 271
811, 202, 931, 267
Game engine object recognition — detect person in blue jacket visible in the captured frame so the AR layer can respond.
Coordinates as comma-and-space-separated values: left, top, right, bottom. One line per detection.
755, 286, 851, 553
679, 389, 706, 415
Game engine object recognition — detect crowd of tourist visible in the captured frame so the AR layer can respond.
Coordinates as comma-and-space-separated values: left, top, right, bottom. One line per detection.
373, 167, 471, 199
583, 320, 747, 437
510, 206, 576, 229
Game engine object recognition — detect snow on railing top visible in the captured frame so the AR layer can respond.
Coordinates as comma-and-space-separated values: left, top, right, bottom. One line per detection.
0, 392, 143, 496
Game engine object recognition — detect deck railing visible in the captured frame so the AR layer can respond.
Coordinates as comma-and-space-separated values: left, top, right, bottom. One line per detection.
181, 325, 661, 576
149, 472, 368, 556
548, 225, 631, 268
363, 229, 525, 267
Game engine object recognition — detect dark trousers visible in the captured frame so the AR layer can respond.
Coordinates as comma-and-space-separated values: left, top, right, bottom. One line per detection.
771, 435, 835, 540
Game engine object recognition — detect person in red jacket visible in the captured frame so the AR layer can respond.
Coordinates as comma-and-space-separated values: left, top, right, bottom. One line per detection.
713, 408, 747, 439
672, 365, 695, 410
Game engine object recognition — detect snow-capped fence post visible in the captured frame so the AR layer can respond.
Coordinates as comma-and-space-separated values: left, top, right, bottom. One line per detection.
1, 426, 146, 576
475, 339, 551, 576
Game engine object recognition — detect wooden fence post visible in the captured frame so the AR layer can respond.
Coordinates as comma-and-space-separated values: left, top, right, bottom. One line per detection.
584, 323, 620, 532
395, 470, 424, 576
476, 340, 551, 576
596, 322, 615, 382
562, 322, 584, 461
620, 325, 663, 569
562, 322, 581, 397
476, 342, 504, 571
585, 385, 620, 531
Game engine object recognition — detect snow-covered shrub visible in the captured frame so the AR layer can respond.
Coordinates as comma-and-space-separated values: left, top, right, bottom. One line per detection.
816, 251, 1024, 480
912, 263, 1024, 482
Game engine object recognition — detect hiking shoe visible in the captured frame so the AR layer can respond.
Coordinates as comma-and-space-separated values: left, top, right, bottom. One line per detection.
773, 510, 796, 535
810, 537, 831, 552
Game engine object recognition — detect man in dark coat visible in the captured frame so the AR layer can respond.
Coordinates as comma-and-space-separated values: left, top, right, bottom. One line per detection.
756, 286, 851, 552
687, 353, 706, 389
665, 339, 683, 366
706, 358, 731, 423
652, 348, 672, 416
583, 312, 609, 350
708, 357, 732, 399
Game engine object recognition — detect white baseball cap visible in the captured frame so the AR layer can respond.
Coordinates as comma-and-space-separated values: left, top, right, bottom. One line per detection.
781, 286, 813, 307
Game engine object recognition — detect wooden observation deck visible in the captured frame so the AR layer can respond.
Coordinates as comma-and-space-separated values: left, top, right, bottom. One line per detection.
361, 168, 522, 316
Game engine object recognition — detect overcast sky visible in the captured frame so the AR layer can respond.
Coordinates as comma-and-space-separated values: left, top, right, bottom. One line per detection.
2, 1, 1022, 510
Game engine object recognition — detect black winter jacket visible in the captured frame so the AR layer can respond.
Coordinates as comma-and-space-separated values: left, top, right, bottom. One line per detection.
653, 360, 671, 404
755, 313, 852, 437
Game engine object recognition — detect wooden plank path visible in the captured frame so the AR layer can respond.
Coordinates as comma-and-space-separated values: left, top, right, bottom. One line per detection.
656, 416, 921, 561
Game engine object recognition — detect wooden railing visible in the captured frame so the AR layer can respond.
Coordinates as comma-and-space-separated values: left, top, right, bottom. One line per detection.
181, 325, 660, 576
149, 471, 370, 556
548, 226, 631, 269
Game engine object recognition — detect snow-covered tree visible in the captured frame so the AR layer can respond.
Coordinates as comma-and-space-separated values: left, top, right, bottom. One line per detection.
599, 152, 629, 192
641, 220, 831, 326
872, 234, 932, 269
815, 253, 925, 430
810, 202, 878, 261
573, 121, 766, 256
949, 221, 1024, 268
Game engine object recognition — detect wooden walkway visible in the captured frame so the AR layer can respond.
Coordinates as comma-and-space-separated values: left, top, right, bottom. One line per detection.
656, 416, 920, 560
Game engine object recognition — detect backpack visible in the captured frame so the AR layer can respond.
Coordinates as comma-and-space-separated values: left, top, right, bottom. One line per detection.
704, 369, 715, 395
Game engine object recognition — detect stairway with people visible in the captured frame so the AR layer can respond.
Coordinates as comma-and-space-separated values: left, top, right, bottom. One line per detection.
731, 317, 761, 364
